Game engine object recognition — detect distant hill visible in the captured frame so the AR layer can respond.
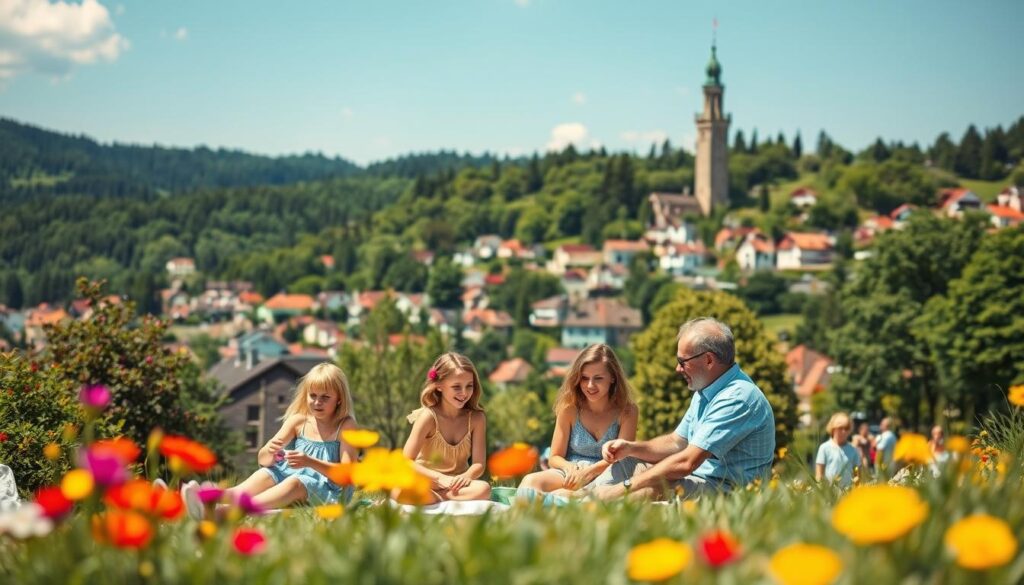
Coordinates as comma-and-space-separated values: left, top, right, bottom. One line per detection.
0, 118, 361, 201
365, 150, 515, 177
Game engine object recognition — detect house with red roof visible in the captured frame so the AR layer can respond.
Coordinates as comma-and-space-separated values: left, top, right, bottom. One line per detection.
165, 257, 196, 278
530, 295, 568, 328
937, 188, 983, 218
735, 232, 776, 271
890, 203, 916, 224
790, 187, 818, 208
602, 239, 650, 266
545, 347, 581, 378
658, 241, 707, 276
989, 186, 1024, 229
488, 358, 534, 389
257, 293, 317, 324
786, 344, 834, 423
561, 298, 642, 348
776, 232, 834, 270
462, 308, 515, 342
549, 244, 602, 275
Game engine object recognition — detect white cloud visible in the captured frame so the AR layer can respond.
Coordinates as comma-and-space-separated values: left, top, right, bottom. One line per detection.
0, 0, 129, 83
174, 27, 188, 41
514, 0, 530, 7
621, 129, 669, 146
571, 91, 586, 105
545, 122, 600, 152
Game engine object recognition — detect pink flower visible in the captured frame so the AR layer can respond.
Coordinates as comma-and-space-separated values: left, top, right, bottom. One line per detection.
234, 492, 266, 516
79, 384, 111, 410
427, 368, 439, 381
79, 448, 128, 486
196, 487, 224, 505
232, 528, 266, 555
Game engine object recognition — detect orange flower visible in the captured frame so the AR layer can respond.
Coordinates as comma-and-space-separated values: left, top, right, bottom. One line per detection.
159, 435, 217, 474
1009, 385, 1024, 407
325, 462, 354, 486
104, 479, 184, 520
91, 437, 142, 464
394, 473, 433, 505
488, 443, 538, 479
92, 510, 154, 549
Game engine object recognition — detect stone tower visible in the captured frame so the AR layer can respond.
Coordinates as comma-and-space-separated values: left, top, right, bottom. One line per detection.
694, 43, 730, 217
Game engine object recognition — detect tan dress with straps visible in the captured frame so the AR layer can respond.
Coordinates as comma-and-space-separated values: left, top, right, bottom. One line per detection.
407, 407, 473, 475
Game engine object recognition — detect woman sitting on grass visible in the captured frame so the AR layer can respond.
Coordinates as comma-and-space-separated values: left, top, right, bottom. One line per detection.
517, 344, 638, 494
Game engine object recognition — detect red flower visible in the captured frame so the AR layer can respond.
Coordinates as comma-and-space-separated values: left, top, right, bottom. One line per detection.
92, 510, 153, 549
427, 368, 439, 381
232, 527, 267, 555
105, 479, 184, 520
35, 486, 74, 519
698, 530, 741, 567
159, 435, 217, 474
0, 432, 7, 442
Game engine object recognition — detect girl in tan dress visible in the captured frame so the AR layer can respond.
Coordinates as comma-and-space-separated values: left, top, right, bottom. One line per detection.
402, 352, 490, 503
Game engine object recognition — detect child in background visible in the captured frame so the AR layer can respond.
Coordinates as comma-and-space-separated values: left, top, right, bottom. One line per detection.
403, 352, 490, 503
815, 412, 860, 488
518, 344, 638, 493
183, 362, 358, 518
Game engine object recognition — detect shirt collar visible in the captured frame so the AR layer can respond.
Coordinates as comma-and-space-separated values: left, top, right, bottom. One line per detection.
696, 363, 740, 402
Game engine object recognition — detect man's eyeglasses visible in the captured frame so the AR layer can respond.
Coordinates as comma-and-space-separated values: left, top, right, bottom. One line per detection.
676, 351, 709, 367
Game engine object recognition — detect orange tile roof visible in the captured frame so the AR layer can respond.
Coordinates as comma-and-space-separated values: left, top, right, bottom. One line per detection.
264, 293, 315, 311
488, 358, 534, 384
602, 239, 649, 253
26, 306, 70, 327
988, 204, 1024, 221
778, 232, 832, 252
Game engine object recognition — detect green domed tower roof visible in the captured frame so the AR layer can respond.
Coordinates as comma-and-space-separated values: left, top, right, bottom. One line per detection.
704, 44, 722, 86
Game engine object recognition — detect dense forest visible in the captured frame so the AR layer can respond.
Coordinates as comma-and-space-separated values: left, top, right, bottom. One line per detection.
1, 116, 1023, 310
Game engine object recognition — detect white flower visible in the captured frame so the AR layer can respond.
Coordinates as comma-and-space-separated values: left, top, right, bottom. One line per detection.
0, 503, 53, 539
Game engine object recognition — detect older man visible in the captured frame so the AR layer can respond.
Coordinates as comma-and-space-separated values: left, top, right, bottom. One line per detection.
596, 317, 775, 500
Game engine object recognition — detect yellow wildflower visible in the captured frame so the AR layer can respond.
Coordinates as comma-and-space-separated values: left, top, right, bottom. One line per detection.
946, 436, 969, 455
681, 500, 698, 514
341, 429, 380, 449
352, 448, 424, 492
315, 503, 344, 520
769, 543, 842, 585
777, 447, 788, 460
60, 469, 95, 501
832, 485, 928, 545
945, 514, 1018, 570
893, 433, 932, 465
626, 538, 691, 582
1009, 385, 1024, 407
197, 520, 217, 540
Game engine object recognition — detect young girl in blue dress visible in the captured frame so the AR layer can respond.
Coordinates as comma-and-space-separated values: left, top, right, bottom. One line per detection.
518, 344, 638, 493
184, 362, 358, 517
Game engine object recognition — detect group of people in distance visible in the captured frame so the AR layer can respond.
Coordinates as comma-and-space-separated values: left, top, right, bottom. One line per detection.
814, 411, 950, 488
182, 317, 779, 517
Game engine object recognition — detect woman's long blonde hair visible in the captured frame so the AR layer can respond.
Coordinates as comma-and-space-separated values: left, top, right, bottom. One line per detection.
282, 362, 354, 426
554, 344, 635, 415
419, 352, 484, 411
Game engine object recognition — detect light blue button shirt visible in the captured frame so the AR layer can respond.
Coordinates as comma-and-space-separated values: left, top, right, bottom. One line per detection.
875, 430, 896, 467
674, 363, 776, 486
815, 440, 860, 488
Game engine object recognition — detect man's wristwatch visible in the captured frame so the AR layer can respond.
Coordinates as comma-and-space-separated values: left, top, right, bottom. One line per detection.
622, 478, 632, 493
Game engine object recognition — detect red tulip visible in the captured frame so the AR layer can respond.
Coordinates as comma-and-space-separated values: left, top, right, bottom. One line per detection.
698, 529, 741, 567
35, 486, 73, 519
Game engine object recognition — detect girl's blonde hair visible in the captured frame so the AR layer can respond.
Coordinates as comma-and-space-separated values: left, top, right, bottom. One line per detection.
419, 352, 484, 411
554, 344, 636, 415
282, 362, 354, 425
825, 412, 852, 434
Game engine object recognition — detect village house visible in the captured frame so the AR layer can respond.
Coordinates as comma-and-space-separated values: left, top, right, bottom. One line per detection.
488, 358, 534, 390
587, 263, 630, 293
257, 293, 316, 324
24, 303, 71, 348
548, 244, 603, 275
889, 203, 916, 225
988, 187, 1024, 229
473, 235, 503, 260
602, 239, 650, 267
165, 257, 196, 279
776, 232, 834, 270
658, 241, 707, 276
462, 308, 515, 342
937, 188, 984, 218
545, 347, 580, 378
713, 226, 757, 254
561, 298, 642, 349
529, 295, 567, 328
645, 191, 703, 245
735, 231, 776, 271
560, 268, 590, 304
786, 344, 835, 425
789, 187, 818, 208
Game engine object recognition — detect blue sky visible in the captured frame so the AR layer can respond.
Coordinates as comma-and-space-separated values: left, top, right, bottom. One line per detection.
1, 0, 1021, 165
